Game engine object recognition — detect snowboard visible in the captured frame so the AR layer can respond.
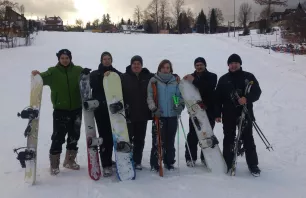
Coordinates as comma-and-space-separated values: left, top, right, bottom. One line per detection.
79, 73, 103, 181
14, 74, 43, 185
179, 79, 227, 174
103, 72, 136, 181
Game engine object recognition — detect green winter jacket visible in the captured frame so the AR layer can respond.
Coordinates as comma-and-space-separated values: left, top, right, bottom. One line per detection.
40, 63, 83, 111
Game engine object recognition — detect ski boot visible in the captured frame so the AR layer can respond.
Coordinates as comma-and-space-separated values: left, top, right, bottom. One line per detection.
249, 165, 261, 177
135, 164, 142, 170
186, 160, 195, 167
63, 150, 80, 170
103, 166, 113, 177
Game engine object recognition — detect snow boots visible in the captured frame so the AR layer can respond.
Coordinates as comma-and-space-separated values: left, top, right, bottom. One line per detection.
63, 149, 80, 170
49, 153, 60, 175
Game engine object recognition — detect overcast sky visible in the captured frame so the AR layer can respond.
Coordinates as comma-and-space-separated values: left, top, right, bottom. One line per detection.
15, 0, 302, 24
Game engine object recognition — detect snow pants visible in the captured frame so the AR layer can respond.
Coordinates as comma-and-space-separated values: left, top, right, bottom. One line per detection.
185, 117, 215, 162
127, 121, 148, 165
222, 115, 258, 169
49, 108, 82, 155
94, 106, 113, 168
150, 117, 178, 168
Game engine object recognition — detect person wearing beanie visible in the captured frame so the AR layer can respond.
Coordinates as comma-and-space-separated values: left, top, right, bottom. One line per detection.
183, 57, 218, 167
89, 51, 122, 177
215, 53, 262, 176
31, 49, 91, 176
121, 55, 152, 170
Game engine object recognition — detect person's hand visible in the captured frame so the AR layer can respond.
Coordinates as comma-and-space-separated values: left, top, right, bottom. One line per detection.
104, 71, 110, 76
32, 70, 40, 76
183, 74, 194, 82
175, 75, 180, 83
152, 108, 162, 118
215, 117, 221, 123
238, 97, 247, 105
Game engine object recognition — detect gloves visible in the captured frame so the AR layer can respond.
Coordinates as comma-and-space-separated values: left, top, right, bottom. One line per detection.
173, 105, 184, 115
81, 68, 91, 75
152, 108, 162, 118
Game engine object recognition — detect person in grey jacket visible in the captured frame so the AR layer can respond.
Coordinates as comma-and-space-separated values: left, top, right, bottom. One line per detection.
147, 59, 185, 171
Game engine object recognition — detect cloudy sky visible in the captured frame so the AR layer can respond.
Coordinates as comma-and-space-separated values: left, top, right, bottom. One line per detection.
15, 0, 301, 25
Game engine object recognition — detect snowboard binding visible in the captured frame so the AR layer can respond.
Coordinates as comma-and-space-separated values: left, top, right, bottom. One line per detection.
199, 135, 219, 149
17, 107, 39, 137
116, 141, 133, 153
109, 101, 124, 114
87, 137, 103, 149
84, 99, 99, 111
13, 147, 36, 168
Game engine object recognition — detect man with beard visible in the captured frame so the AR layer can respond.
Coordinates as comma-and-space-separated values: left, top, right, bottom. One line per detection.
183, 57, 217, 167
90, 51, 121, 177
215, 53, 262, 176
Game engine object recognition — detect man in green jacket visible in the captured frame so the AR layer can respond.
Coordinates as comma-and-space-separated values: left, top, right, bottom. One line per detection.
32, 49, 91, 175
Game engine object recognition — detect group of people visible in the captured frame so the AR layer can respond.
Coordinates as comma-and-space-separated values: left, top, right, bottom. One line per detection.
31, 48, 262, 177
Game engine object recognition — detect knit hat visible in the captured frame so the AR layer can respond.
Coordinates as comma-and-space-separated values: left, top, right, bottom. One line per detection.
56, 49, 72, 60
194, 57, 207, 66
101, 51, 112, 62
227, 54, 242, 65
131, 55, 143, 65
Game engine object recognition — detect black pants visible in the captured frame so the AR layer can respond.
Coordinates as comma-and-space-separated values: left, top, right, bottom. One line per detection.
222, 115, 258, 169
127, 121, 148, 165
185, 117, 215, 162
150, 117, 178, 168
49, 109, 82, 155
94, 107, 113, 168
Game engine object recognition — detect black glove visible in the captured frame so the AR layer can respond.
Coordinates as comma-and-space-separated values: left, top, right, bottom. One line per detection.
81, 68, 91, 75
152, 108, 162, 118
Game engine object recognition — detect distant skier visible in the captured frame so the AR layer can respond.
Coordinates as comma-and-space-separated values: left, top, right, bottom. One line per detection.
182, 57, 217, 167
90, 51, 121, 177
31, 49, 91, 175
147, 59, 185, 171
121, 55, 154, 170
215, 53, 262, 176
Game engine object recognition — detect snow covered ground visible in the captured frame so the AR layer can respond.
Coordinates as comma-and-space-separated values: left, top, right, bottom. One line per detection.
1, 31, 306, 198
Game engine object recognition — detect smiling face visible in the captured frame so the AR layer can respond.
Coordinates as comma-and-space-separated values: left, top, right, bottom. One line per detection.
131, 61, 142, 73
195, 62, 206, 73
59, 54, 70, 66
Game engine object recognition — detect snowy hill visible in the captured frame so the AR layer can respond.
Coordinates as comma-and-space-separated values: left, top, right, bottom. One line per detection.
1, 31, 306, 198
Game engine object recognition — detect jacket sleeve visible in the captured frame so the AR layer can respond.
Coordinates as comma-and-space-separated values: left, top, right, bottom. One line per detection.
177, 86, 185, 109
39, 68, 53, 86
246, 74, 261, 103
214, 78, 223, 118
147, 77, 157, 111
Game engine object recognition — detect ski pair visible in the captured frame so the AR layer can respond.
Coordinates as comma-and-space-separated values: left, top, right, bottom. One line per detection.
80, 72, 135, 181
229, 80, 273, 176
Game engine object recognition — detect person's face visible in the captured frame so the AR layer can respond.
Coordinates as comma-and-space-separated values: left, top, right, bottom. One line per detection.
59, 54, 70, 66
131, 61, 142, 73
160, 63, 171, 74
195, 62, 206, 73
102, 55, 112, 66
228, 62, 241, 72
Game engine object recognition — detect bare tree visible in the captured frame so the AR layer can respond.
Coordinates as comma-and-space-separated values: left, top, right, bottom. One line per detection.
0, 0, 19, 19
146, 0, 159, 32
214, 8, 224, 25
172, 0, 184, 28
302, 1, 306, 9
238, 3, 252, 28
20, 4, 24, 14
254, 0, 287, 26
159, 0, 169, 29
134, 5, 143, 25
186, 8, 194, 27
76, 19, 83, 27
259, 6, 275, 20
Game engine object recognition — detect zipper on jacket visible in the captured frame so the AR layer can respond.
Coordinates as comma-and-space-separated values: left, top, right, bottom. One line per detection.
65, 69, 72, 110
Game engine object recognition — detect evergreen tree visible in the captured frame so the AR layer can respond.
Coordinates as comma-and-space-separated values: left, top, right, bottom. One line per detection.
209, 8, 217, 33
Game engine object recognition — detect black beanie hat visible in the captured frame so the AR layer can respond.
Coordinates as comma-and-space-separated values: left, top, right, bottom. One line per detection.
56, 49, 72, 60
227, 54, 242, 65
131, 55, 143, 65
101, 51, 112, 62
194, 57, 207, 66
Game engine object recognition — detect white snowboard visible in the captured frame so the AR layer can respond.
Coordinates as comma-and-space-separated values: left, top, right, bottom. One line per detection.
179, 79, 227, 174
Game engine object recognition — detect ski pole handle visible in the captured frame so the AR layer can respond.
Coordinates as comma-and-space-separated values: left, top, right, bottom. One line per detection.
172, 95, 179, 108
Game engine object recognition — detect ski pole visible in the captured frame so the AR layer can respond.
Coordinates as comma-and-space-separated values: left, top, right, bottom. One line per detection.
173, 95, 180, 173
179, 117, 195, 167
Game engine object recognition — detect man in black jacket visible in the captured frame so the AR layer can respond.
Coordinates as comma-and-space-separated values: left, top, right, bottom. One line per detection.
215, 53, 261, 176
121, 55, 153, 170
183, 57, 217, 167
90, 51, 121, 177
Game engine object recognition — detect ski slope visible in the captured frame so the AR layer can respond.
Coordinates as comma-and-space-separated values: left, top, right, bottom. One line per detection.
1, 31, 306, 198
